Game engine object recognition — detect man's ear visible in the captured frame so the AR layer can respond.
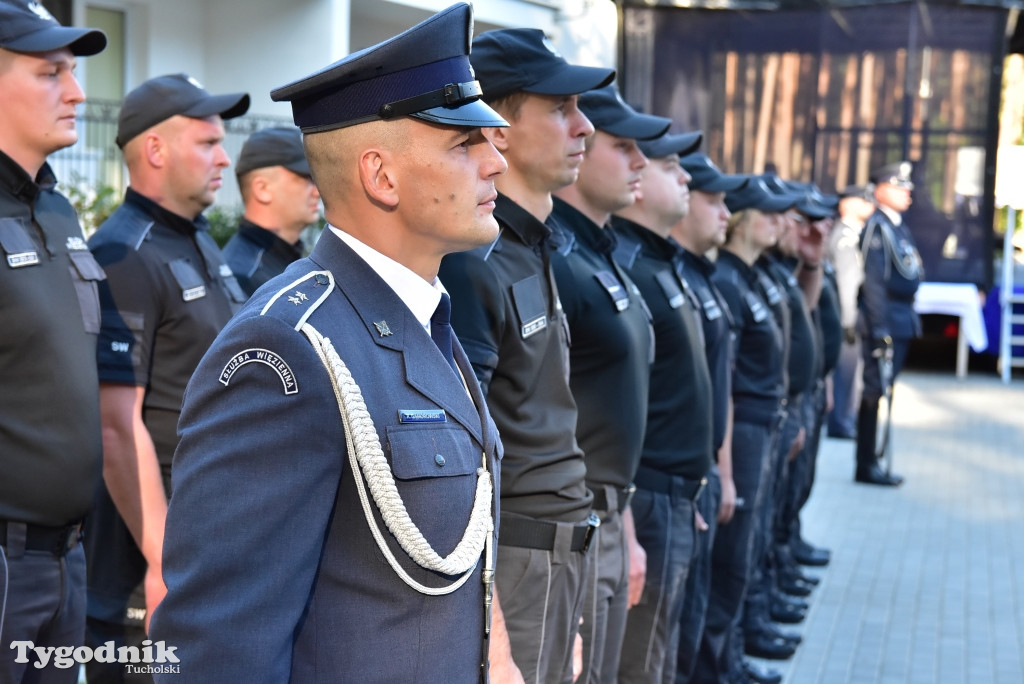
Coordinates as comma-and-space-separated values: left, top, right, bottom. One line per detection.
482, 126, 510, 154
249, 173, 274, 204
358, 149, 399, 208
143, 133, 166, 169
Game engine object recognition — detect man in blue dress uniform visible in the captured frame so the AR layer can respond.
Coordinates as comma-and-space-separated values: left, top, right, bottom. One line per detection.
149, 5, 513, 682
855, 161, 922, 486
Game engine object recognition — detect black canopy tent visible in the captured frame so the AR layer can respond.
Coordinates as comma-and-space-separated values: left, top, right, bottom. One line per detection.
618, 0, 1023, 287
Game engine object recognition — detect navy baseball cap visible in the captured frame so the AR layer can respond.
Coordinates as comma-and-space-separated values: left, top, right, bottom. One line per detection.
870, 161, 914, 190
680, 154, 748, 193
470, 28, 614, 102
578, 84, 671, 140
116, 74, 250, 148
787, 181, 837, 219
637, 130, 703, 160
0, 0, 106, 56
726, 177, 801, 213
236, 127, 310, 178
272, 3, 507, 133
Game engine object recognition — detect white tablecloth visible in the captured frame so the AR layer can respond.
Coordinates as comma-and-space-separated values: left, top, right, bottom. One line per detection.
913, 282, 988, 352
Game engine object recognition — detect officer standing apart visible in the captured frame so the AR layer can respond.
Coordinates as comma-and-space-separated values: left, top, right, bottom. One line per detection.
222, 126, 321, 297
439, 28, 613, 684
855, 162, 921, 486
83, 74, 249, 682
151, 5, 511, 682
0, 3, 106, 680
610, 129, 711, 684
550, 84, 668, 684
826, 185, 875, 440
669, 154, 748, 683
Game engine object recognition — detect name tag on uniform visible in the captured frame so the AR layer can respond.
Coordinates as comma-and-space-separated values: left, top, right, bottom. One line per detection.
398, 409, 447, 423
595, 270, 629, 312
7, 252, 39, 268
744, 291, 768, 323
702, 297, 723, 321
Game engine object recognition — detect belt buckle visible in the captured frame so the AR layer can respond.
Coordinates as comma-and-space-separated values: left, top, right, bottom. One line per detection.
582, 513, 601, 553
621, 484, 637, 511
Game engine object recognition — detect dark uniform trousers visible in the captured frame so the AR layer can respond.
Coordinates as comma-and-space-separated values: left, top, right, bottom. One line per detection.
675, 468, 722, 684
786, 380, 827, 548
856, 336, 911, 470
618, 475, 699, 684
692, 417, 778, 683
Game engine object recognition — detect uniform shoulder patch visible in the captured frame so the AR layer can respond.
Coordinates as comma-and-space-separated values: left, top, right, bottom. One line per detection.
260, 270, 334, 330
219, 348, 298, 395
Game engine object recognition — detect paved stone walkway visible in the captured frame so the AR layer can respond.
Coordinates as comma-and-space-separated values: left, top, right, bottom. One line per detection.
766, 371, 1024, 684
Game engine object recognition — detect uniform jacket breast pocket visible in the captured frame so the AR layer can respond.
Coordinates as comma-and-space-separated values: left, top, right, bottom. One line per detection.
387, 423, 478, 481
68, 250, 106, 334
511, 275, 548, 340
168, 258, 207, 302
0, 217, 41, 269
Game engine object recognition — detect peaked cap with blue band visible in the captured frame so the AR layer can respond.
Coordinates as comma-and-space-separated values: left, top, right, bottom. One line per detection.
270, 3, 507, 132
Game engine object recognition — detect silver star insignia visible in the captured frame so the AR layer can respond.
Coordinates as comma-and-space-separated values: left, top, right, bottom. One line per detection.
373, 320, 393, 337
287, 291, 309, 305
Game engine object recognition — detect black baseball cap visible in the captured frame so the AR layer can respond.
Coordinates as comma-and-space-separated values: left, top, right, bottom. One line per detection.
470, 28, 615, 102
680, 153, 748, 193
272, 3, 506, 132
637, 130, 703, 160
788, 181, 838, 219
116, 74, 250, 148
839, 183, 874, 202
0, 0, 106, 56
236, 127, 310, 178
578, 84, 671, 140
726, 177, 801, 214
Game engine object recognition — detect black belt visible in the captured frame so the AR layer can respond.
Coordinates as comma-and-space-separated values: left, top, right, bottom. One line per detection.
0, 520, 82, 557
498, 513, 600, 553
633, 466, 706, 502
591, 484, 636, 516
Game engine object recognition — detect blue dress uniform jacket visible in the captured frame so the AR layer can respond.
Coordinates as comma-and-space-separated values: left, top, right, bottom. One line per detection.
150, 231, 501, 683
858, 209, 922, 342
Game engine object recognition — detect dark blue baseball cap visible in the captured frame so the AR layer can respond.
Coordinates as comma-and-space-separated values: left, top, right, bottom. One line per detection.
271, 3, 507, 133
578, 85, 671, 140
236, 127, 310, 178
470, 28, 614, 102
726, 177, 801, 213
788, 182, 837, 219
680, 153, 748, 193
637, 130, 703, 160
0, 0, 106, 56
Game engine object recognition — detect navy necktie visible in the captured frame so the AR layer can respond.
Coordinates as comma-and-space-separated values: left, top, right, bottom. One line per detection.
431, 293, 458, 374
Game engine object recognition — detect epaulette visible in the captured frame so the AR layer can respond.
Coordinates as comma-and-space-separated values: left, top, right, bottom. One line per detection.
612, 233, 642, 270
260, 270, 334, 330
87, 202, 154, 252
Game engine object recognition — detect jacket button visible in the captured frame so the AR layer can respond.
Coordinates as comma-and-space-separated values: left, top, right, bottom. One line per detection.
435, 453, 446, 467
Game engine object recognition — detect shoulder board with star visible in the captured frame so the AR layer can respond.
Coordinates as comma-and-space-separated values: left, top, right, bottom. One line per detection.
259, 270, 334, 331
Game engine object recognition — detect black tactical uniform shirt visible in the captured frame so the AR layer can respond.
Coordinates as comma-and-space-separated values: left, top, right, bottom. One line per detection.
0, 151, 103, 527
713, 251, 786, 426
765, 254, 817, 397
439, 193, 591, 523
675, 244, 734, 454
612, 218, 712, 480
85, 188, 245, 624
819, 264, 843, 377
222, 218, 303, 297
549, 197, 653, 491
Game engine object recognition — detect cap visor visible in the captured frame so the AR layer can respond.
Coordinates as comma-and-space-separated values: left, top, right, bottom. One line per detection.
760, 193, 801, 212
603, 113, 671, 141
640, 131, 703, 158
7, 26, 106, 56
284, 160, 312, 176
526, 64, 615, 97
183, 93, 251, 121
692, 174, 748, 193
412, 99, 509, 128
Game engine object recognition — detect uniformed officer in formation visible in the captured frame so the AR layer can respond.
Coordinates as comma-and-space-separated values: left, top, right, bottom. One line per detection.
550, 83, 668, 684
669, 154, 748, 683
0, 3, 106, 680
83, 73, 250, 683
609, 129, 711, 684
150, 4, 510, 682
827, 185, 876, 440
855, 161, 921, 486
438, 28, 614, 684
222, 126, 321, 296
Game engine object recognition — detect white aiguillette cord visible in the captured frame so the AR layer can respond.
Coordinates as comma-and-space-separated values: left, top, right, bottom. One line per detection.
301, 323, 493, 595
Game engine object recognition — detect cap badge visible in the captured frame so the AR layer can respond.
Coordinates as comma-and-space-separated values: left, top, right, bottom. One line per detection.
28, 2, 55, 22
373, 320, 393, 337
186, 76, 205, 90
542, 36, 562, 58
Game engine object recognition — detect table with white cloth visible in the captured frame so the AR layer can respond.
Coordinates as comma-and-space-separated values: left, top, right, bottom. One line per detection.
913, 282, 988, 378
